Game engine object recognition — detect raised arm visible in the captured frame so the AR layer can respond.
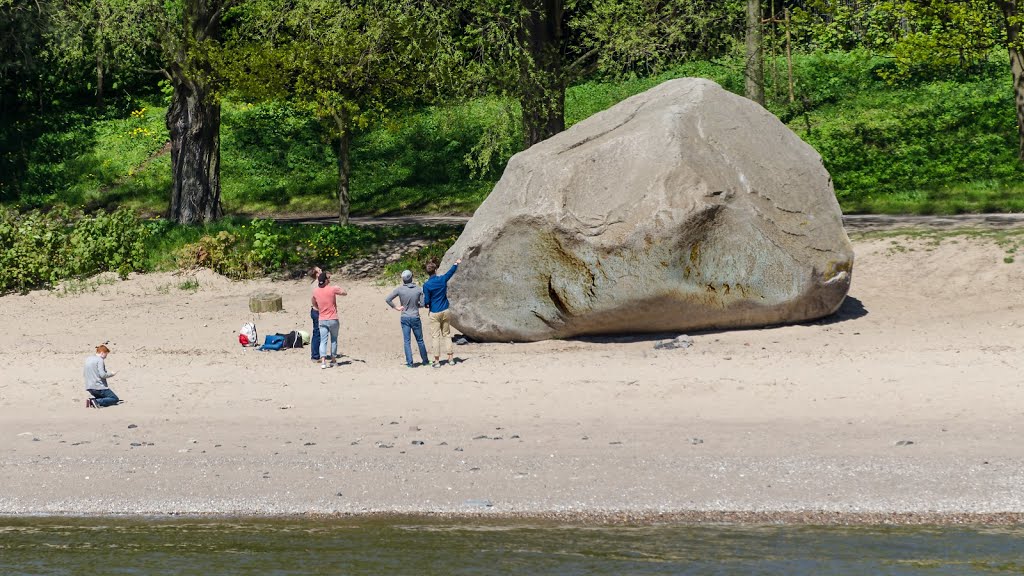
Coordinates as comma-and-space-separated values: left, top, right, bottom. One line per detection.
440, 259, 463, 282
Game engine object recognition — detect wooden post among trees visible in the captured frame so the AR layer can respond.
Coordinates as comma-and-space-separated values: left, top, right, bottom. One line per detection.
785, 8, 795, 104
93, 0, 105, 107
996, 0, 1024, 162
332, 110, 352, 226
768, 0, 778, 102
745, 0, 765, 106
763, 4, 796, 105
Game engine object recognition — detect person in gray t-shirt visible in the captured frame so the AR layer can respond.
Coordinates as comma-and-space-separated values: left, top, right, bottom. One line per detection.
385, 270, 430, 367
84, 344, 121, 408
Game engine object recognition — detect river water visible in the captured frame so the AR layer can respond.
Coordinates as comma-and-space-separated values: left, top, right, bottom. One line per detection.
1, 517, 1022, 575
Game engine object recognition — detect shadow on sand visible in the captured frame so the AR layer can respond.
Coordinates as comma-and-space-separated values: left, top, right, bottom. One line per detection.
806, 295, 868, 326
564, 295, 869, 344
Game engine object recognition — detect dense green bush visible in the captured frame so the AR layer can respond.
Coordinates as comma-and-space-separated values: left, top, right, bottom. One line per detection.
175, 230, 261, 279
0, 206, 463, 289
68, 207, 151, 277
0, 206, 150, 293
172, 218, 462, 280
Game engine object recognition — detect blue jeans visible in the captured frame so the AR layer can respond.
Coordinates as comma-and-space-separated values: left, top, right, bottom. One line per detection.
400, 316, 430, 366
318, 319, 340, 360
310, 308, 321, 360
88, 388, 120, 407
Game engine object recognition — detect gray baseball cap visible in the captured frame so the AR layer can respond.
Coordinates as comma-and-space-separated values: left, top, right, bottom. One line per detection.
401, 270, 413, 282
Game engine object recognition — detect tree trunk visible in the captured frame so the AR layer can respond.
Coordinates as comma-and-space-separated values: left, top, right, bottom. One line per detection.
332, 111, 352, 226
785, 7, 795, 104
166, 0, 223, 224
94, 1, 105, 107
745, 0, 765, 106
166, 74, 222, 224
997, 1, 1024, 162
95, 50, 104, 108
519, 0, 565, 147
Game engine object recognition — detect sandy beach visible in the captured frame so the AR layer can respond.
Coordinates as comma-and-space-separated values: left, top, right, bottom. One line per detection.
1, 230, 1023, 522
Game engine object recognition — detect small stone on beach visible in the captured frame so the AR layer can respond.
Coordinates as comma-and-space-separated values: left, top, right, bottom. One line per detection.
654, 335, 693, 350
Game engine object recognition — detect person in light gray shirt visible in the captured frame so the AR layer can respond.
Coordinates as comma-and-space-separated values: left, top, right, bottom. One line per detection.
385, 269, 430, 367
84, 344, 120, 408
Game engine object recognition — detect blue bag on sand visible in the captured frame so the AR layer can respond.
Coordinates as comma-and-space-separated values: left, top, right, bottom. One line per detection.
260, 334, 285, 351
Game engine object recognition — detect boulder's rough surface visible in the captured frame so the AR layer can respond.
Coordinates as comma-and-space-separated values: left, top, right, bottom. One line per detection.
444, 78, 853, 342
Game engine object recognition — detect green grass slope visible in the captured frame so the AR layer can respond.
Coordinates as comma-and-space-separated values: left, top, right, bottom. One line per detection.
5, 52, 1024, 216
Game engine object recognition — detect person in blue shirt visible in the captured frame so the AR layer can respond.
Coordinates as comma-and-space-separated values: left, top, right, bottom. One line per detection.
421, 257, 462, 367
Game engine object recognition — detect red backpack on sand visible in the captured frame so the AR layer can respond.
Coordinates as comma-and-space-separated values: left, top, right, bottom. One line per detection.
238, 323, 258, 347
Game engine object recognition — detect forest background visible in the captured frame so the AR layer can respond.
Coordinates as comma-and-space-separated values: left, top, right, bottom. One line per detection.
2, 0, 1024, 293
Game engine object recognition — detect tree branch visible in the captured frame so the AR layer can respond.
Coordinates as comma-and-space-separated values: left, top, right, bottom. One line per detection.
564, 46, 599, 76
205, 0, 240, 36
142, 68, 173, 80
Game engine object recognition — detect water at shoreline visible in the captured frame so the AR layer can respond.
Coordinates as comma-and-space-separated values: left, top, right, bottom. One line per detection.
2, 518, 1022, 574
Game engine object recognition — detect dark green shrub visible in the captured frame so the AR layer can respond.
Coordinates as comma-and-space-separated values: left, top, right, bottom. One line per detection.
0, 206, 149, 293
171, 220, 419, 279
68, 208, 150, 278
176, 230, 262, 279
307, 224, 380, 264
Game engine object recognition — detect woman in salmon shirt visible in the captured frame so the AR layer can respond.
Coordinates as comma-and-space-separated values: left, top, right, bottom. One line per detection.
312, 270, 347, 369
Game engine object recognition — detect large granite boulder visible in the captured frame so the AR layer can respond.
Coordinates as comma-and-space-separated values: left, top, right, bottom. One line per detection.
443, 78, 853, 342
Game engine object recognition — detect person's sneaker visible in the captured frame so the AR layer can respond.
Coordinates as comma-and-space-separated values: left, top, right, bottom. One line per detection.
321, 363, 328, 370
406, 363, 415, 368
431, 361, 440, 368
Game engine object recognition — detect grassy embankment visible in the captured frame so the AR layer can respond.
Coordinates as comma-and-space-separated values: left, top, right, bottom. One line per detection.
10, 51, 1024, 217
3, 52, 1023, 292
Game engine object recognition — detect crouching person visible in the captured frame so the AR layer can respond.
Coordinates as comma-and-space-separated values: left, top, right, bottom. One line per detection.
84, 344, 121, 408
